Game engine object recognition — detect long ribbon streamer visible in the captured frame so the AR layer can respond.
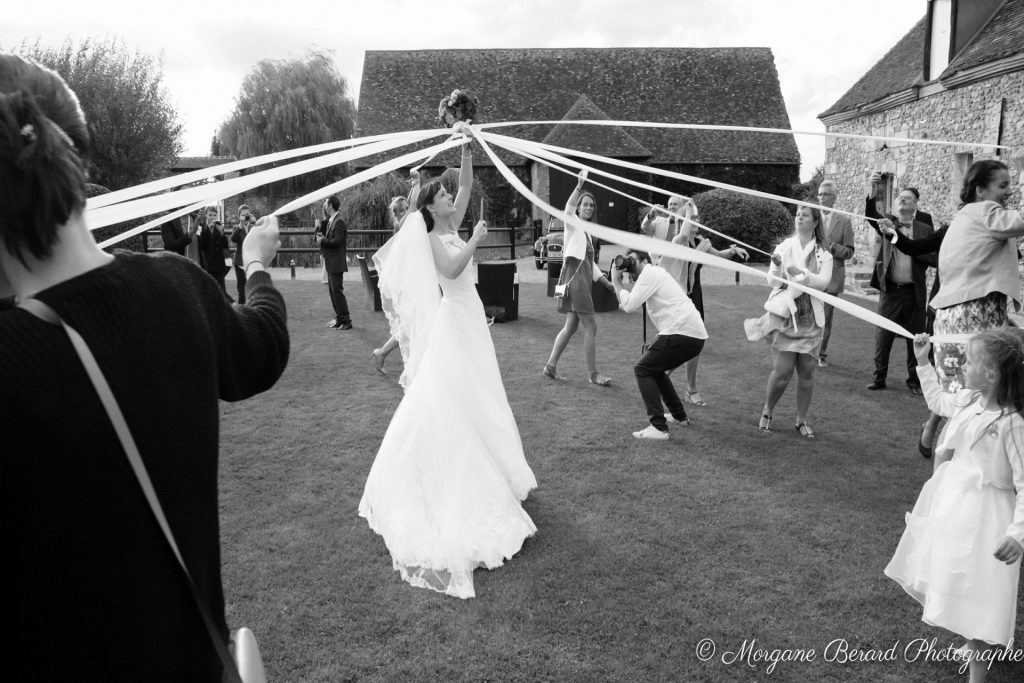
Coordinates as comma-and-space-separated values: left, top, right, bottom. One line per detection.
473, 128, 971, 344
474, 119, 1015, 152
97, 138, 465, 248
486, 132, 770, 256
87, 130, 445, 230
485, 131, 881, 226
88, 128, 448, 210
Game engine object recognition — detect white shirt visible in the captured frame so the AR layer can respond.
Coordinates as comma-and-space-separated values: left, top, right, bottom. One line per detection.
617, 265, 708, 339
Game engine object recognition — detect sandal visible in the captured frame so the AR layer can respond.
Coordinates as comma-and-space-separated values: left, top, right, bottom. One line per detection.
759, 411, 773, 432
542, 364, 566, 381
372, 349, 386, 375
588, 372, 612, 387
795, 422, 815, 438
685, 389, 708, 407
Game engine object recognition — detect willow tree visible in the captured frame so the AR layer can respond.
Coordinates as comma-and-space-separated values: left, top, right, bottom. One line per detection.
216, 48, 356, 202
12, 37, 183, 190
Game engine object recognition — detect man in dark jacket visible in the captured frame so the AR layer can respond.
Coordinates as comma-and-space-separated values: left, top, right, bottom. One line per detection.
160, 214, 195, 257
864, 179, 936, 394
317, 195, 351, 329
231, 204, 255, 304
197, 206, 232, 301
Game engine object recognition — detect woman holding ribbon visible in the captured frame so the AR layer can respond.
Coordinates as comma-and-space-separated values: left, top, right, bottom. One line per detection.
926, 160, 1024, 389
744, 205, 833, 437
542, 169, 616, 385
1, 55, 289, 680
360, 131, 536, 599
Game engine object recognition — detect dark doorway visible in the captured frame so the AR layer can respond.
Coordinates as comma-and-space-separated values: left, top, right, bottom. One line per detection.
548, 158, 636, 267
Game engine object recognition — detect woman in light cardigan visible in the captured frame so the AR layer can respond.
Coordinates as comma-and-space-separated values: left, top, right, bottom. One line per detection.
542, 170, 615, 385
928, 159, 1024, 397
745, 205, 833, 437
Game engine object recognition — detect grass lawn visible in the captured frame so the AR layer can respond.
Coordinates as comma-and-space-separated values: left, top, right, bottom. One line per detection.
217, 276, 1024, 682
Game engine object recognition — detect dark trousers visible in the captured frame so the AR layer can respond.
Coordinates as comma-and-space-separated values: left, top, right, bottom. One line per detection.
327, 271, 351, 324
873, 284, 925, 386
634, 335, 705, 431
820, 298, 837, 357
234, 266, 247, 305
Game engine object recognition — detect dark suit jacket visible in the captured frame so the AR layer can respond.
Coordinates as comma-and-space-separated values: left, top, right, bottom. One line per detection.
869, 217, 936, 307
321, 212, 348, 274
160, 217, 190, 256
230, 224, 247, 267
892, 225, 946, 305
197, 224, 230, 276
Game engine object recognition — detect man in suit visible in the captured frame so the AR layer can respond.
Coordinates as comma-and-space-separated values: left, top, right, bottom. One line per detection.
231, 204, 255, 304
196, 206, 232, 301
160, 214, 195, 257
815, 181, 856, 368
864, 179, 936, 394
317, 194, 352, 330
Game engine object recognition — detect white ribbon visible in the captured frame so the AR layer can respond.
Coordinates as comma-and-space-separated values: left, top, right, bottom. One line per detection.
472, 128, 969, 344
87, 130, 446, 230
475, 119, 1015, 152
484, 132, 770, 256
88, 128, 446, 210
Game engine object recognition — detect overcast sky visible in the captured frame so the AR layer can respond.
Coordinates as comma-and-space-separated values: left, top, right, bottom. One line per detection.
2, 0, 928, 181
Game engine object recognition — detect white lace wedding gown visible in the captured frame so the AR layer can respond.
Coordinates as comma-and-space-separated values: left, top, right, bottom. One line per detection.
359, 232, 537, 599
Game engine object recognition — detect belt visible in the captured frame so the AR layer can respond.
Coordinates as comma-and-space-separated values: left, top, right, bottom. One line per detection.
886, 280, 915, 289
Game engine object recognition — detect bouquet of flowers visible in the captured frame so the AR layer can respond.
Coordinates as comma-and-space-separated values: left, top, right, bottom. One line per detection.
437, 89, 479, 127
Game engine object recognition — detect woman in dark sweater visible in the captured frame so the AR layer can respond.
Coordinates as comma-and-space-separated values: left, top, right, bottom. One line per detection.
0, 55, 289, 681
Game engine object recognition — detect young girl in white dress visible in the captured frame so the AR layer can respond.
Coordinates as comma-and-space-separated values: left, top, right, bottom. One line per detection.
360, 139, 537, 599
885, 327, 1024, 682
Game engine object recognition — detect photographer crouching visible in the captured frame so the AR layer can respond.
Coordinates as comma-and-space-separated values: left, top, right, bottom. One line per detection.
612, 250, 708, 440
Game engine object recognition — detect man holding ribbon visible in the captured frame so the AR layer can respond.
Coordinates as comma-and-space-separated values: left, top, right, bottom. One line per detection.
865, 185, 936, 394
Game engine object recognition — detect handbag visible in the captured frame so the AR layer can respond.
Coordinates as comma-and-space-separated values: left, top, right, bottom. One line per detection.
19, 298, 267, 683
763, 285, 796, 319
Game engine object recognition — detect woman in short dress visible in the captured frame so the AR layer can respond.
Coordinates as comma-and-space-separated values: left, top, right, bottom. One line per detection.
744, 205, 833, 438
542, 170, 615, 385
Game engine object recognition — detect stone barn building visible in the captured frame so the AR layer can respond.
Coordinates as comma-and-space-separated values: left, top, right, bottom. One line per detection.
818, 0, 1024, 268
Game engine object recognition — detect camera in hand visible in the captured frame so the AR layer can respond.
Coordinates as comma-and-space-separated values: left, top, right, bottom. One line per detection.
613, 254, 638, 276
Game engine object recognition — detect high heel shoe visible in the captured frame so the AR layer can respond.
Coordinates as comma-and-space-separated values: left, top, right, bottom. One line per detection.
372, 349, 386, 375
795, 423, 815, 438
758, 412, 772, 432
589, 372, 612, 387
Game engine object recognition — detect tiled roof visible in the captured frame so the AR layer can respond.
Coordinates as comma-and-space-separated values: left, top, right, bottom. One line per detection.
941, 0, 1024, 76
540, 94, 651, 157
818, 17, 926, 118
821, 0, 1024, 119
356, 48, 799, 167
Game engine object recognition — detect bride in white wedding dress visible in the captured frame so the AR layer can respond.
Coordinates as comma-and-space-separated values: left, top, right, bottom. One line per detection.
359, 137, 537, 599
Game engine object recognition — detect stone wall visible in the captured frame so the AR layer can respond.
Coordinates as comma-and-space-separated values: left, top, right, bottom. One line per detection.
824, 70, 1024, 283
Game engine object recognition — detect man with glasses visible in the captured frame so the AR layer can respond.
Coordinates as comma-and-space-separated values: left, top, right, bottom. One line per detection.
231, 204, 256, 304
815, 181, 855, 367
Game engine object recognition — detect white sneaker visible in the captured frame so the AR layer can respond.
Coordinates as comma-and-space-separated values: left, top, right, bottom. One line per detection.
664, 413, 690, 426
633, 425, 670, 440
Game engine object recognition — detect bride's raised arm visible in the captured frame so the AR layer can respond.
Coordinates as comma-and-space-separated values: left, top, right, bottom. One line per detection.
450, 141, 474, 228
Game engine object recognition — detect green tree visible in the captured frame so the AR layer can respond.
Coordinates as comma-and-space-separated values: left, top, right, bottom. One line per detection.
693, 189, 793, 263
216, 48, 356, 198
11, 37, 183, 190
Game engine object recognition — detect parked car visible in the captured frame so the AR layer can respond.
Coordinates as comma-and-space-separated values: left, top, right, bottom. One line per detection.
533, 218, 564, 269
